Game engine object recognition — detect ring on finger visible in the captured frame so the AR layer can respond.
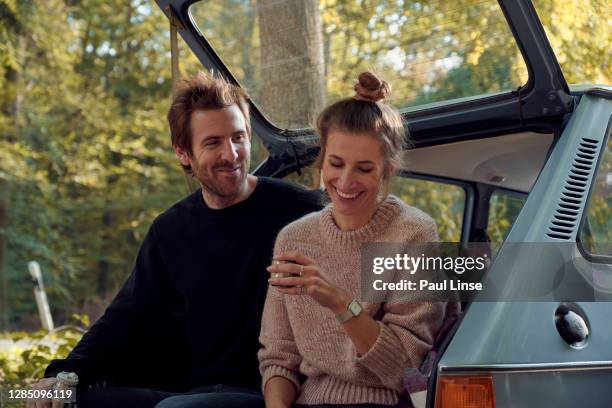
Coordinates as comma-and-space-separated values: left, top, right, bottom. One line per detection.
299, 264, 304, 276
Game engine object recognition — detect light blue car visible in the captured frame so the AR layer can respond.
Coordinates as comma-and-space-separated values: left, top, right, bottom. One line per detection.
155, 0, 611, 406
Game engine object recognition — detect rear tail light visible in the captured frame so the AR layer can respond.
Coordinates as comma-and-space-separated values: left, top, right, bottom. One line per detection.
435, 375, 495, 408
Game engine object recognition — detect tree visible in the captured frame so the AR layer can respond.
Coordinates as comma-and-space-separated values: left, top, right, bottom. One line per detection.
257, 0, 326, 128
0, 178, 8, 330
0, 0, 190, 327
532, 0, 611, 85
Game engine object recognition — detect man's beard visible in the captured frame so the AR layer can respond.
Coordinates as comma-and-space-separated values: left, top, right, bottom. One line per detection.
192, 158, 249, 199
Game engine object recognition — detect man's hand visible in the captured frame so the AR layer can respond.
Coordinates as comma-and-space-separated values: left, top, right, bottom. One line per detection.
26, 377, 56, 408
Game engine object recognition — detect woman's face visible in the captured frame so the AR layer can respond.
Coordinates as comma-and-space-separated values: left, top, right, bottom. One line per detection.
322, 129, 386, 222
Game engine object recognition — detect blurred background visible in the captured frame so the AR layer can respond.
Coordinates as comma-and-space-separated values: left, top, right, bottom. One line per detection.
0, 0, 609, 390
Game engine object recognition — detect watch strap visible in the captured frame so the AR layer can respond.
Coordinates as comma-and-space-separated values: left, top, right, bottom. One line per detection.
336, 299, 362, 324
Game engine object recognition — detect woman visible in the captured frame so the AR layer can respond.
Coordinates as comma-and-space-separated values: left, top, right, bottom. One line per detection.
258, 72, 445, 408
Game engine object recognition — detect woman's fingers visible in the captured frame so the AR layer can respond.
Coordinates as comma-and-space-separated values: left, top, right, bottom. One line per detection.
275, 285, 305, 295
270, 276, 329, 295
268, 276, 305, 287
274, 251, 316, 266
267, 263, 317, 277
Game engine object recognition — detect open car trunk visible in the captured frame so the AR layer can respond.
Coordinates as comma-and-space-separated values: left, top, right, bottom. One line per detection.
154, 1, 612, 406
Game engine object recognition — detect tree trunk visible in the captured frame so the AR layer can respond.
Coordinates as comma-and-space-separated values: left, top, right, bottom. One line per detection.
241, 7, 257, 90
257, 0, 325, 129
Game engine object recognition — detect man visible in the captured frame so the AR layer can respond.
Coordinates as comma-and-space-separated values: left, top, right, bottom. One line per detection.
28, 72, 321, 408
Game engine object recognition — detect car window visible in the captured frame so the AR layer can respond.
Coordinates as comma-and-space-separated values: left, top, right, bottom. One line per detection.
285, 167, 320, 189
391, 177, 465, 241
189, 0, 529, 129
531, 0, 610, 85
488, 190, 527, 256
579, 135, 611, 257
249, 131, 268, 172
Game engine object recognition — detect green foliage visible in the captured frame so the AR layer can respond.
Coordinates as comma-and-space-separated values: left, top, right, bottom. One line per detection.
0, 0, 194, 326
580, 139, 612, 255
0, 328, 82, 384
391, 177, 465, 242
0, 315, 86, 405
532, 0, 611, 85
487, 193, 526, 245
191, 0, 530, 123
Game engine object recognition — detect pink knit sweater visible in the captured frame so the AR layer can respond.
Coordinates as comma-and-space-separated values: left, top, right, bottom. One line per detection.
258, 195, 446, 406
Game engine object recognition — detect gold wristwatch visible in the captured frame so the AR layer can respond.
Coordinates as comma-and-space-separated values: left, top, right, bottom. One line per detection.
336, 299, 363, 323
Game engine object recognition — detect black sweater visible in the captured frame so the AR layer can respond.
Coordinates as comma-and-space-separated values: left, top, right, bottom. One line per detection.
45, 177, 321, 391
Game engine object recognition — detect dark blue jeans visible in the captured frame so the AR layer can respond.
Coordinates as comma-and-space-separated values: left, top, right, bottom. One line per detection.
293, 405, 392, 408
77, 384, 264, 408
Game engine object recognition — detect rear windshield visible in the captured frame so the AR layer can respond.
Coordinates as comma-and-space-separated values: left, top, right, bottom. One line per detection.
189, 0, 529, 129
532, 0, 610, 86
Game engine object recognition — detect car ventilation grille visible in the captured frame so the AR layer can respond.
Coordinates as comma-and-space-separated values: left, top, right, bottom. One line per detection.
546, 138, 600, 240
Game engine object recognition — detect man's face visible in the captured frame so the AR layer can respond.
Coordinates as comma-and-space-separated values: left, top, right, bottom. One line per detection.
175, 105, 251, 200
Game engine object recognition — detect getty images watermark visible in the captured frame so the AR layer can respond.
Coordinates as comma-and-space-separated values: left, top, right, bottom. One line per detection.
371, 251, 487, 291
361, 242, 605, 302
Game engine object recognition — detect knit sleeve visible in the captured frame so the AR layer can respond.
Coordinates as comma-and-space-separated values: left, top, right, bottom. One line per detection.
355, 301, 445, 389
417, 212, 439, 242
355, 210, 445, 389
258, 229, 302, 393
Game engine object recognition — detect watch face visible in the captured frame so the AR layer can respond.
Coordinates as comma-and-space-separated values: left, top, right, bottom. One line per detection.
349, 300, 362, 315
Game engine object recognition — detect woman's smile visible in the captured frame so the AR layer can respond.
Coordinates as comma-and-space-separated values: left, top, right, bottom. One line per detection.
334, 187, 362, 200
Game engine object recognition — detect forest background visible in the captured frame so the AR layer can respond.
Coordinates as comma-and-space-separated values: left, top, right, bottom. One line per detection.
0, 0, 609, 388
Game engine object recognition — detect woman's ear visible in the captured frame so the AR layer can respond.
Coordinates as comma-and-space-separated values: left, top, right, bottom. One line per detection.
384, 161, 399, 180
380, 161, 399, 197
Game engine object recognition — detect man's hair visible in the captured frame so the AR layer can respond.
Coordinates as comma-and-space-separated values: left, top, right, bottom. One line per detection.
167, 71, 251, 172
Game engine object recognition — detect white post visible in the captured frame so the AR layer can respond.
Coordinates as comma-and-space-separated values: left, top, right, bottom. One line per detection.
28, 261, 54, 331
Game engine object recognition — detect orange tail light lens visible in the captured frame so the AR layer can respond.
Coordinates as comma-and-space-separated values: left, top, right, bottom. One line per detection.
435, 375, 496, 408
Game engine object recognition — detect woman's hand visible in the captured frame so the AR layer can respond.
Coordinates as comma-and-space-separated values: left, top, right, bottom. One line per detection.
268, 251, 382, 357
267, 251, 350, 315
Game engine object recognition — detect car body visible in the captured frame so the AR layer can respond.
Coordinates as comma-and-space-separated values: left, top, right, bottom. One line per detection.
155, 0, 611, 406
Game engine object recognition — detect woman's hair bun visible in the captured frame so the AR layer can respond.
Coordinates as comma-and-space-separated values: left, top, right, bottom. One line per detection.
353, 71, 391, 102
